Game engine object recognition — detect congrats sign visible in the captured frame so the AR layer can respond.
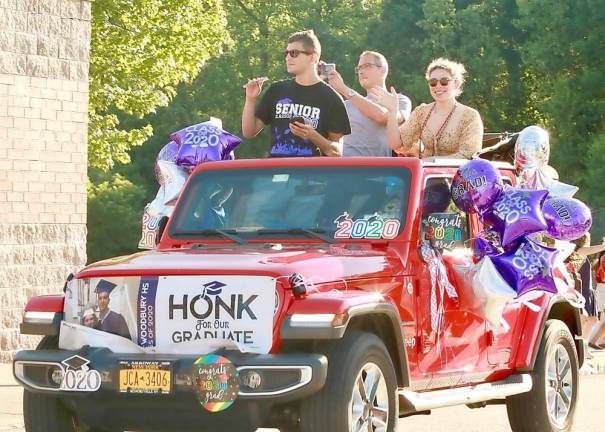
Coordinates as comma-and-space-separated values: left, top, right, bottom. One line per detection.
425, 213, 466, 250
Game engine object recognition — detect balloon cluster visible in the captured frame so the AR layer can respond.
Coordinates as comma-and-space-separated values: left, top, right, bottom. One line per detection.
138, 120, 242, 249
450, 126, 592, 327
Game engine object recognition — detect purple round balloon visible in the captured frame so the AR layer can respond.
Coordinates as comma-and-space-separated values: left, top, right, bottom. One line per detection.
155, 141, 180, 185
451, 159, 503, 213
481, 186, 548, 247
170, 122, 242, 169
157, 140, 179, 163
491, 237, 558, 296
542, 197, 592, 241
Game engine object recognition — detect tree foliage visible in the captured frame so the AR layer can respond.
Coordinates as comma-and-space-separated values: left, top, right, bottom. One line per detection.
87, 174, 148, 263
88, 0, 605, 261
89, 0, 229, 170
515, 0, 605, 234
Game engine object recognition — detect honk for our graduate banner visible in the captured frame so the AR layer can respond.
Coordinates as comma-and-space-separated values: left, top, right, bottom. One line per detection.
62, 275, 276, 354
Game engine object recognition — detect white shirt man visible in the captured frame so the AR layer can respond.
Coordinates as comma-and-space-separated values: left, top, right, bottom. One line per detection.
328, 51, 411, 157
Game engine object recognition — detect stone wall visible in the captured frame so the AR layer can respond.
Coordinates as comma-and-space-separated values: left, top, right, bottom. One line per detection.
0, 0, 91, 362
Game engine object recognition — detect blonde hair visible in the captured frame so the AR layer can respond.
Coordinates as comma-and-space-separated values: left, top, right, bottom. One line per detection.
425, 57, 467, 95
360, 51, 388, 74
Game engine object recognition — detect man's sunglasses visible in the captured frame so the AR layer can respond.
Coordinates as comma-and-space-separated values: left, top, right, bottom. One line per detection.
428, 77, 454, 87
284, 49, 313, 58
354, 63, 381, 74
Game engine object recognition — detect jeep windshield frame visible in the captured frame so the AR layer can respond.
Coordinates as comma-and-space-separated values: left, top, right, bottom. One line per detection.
168, 165, 412, 243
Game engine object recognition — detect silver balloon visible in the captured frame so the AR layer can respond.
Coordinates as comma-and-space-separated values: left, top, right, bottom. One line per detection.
517, 167, 578, 198
154, 161, 189, 205
452, 261, 484, 311
138, 203, 173, 250
472, 257, 517, 327
515, 125, 550, 171
146, 194, 173, 217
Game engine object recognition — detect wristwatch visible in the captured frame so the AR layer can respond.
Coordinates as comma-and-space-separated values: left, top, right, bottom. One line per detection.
346, 87, 357, 99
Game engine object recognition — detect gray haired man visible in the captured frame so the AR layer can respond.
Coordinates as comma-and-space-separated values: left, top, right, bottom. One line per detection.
328, 51, 411, 157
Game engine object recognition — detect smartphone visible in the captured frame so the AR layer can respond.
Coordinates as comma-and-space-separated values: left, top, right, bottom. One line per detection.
291, 116, 306, 125
321, 63, 335, 76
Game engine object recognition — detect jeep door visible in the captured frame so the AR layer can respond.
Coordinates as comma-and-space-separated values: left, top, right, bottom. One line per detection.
415, 170, 490, 386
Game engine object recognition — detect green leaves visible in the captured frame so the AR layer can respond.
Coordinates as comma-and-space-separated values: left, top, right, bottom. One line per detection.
89, 0, 229, 170
87, 174, 148, 263
87, 0, 605, 261
516, 0, 605, 230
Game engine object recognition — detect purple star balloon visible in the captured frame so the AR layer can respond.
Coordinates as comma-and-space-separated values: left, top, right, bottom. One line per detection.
481, 186, 548, 247
474, 233, 502, 261
170, 121, 242, 169
451, 159, 504, 213
491, 238, 558, 296
542, 197, 592, 241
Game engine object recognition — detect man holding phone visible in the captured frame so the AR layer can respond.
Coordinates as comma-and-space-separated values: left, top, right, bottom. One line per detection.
241, 30, 350, 157
328, 51, 411, 157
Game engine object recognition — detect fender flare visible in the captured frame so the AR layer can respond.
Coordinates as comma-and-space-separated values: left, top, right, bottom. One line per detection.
20, 295, 65, 336
518, 295, 584, 371
280, 302, 410, 387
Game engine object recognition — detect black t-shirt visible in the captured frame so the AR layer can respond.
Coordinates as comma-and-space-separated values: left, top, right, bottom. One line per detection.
255, 79, 351, 157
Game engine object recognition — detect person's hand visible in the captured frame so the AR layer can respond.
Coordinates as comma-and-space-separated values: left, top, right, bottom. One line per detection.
243, 77, 268, 99
327, 69, 347, 95
317, 60, 325, 77
369, 86, 399, 113
289, 121, 318, 141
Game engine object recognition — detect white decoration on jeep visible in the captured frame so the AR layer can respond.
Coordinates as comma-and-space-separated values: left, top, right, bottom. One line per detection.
421, 244, 458, 333
59, 355, 102, 392
60, 276, 275, 355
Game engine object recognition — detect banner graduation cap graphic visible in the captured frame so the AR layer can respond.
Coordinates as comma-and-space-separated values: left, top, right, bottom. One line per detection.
63, 275, 275, 355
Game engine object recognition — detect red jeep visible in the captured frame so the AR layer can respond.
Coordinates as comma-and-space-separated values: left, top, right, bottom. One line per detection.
14, 157, 583, 432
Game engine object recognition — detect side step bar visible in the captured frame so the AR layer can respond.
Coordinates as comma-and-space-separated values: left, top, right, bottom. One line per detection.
399, 374, 532, 412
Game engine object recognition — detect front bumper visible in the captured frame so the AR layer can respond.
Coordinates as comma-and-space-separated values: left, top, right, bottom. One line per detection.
14, 346, 327, 400
14, 347, 327, 429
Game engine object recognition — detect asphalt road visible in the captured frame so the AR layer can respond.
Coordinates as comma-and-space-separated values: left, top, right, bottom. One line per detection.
393, 374, 605, 431
2, 367, 604, 431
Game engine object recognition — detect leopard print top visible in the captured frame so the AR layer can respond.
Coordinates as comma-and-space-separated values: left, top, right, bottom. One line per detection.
396, 102, 483, 159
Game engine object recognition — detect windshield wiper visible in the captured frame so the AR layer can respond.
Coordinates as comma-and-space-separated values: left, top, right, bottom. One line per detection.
173, 229, 247, 245
255, 228, 336, 244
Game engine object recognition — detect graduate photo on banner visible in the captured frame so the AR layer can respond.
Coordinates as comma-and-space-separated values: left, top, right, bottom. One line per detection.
61, 275, 275, 355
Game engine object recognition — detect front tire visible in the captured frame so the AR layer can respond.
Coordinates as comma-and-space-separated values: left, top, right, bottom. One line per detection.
300, 331, 398, 432
23, 336, 77, 432
506, 319, 579, 432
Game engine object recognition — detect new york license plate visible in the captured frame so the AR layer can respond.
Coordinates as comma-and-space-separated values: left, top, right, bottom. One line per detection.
118, 360, 172, 394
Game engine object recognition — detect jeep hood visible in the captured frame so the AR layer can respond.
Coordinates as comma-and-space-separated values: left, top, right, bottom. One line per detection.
78, 243, 410, 284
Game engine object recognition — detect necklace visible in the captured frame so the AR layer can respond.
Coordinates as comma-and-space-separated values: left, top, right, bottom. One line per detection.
420, 102, 458, 158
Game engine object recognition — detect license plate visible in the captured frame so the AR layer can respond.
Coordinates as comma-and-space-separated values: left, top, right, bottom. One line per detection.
118, 360, 172, 394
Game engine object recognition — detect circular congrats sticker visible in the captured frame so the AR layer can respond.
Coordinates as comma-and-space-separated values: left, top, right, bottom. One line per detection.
192, 354, 239, 412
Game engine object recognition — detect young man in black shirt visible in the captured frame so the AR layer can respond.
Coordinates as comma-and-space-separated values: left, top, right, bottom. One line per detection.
241, 30, 351, 157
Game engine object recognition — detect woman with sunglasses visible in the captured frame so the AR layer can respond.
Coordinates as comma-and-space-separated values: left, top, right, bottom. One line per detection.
371, 57, 483, 159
